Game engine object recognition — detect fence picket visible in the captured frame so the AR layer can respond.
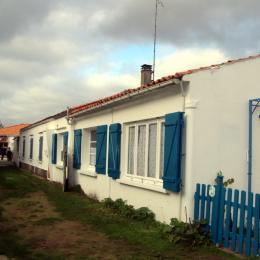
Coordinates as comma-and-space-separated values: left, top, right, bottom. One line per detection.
224, 188, 232, 248
246, 192, 253, 257
194, 184, 200, 221
200, 184, 206, 220
212, 180, 222, 243
217, 187, 226, 245
194, 182, 260, 257
253, 194, 260, 256
238, 191, 246, 255
231, 190, 239, 251
205, 185, 211, 225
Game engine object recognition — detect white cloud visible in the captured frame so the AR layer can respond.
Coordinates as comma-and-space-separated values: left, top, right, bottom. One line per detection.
156, 48, 228, 78
0, 0, 259, 126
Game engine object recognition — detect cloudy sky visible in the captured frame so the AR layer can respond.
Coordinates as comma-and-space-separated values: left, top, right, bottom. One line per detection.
0, 0, 259, 125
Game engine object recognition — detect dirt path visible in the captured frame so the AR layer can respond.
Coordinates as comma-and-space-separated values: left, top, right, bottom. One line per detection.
1, 192, 144, 259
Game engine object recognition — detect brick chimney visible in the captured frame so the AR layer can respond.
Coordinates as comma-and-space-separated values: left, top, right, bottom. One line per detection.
141, 64, 153, 85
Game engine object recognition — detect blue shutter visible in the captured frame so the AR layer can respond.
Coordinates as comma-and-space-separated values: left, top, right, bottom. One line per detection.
163, 112, 184, 192
73, 129, 82, 169
63, 132, 68, 147
30, 138, 33, 159
51, 134, 57, 164
39, 136, 43, 161
96, 125, 107, 174
108, 123, 121, 179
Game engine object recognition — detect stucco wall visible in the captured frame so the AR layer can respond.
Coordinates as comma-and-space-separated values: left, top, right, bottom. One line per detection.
19, 117, 68, 183
71, 85, 185, 222
181, 58, 260, 218
19, 85, 185, 223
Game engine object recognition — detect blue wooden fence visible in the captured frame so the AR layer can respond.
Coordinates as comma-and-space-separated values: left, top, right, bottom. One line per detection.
194, 175, 260, 257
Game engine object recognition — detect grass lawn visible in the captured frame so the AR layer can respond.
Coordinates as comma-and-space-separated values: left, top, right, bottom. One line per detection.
0, 166, 240, 259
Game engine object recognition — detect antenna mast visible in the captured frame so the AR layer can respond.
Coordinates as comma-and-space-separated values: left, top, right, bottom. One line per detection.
153, 0, 163, 82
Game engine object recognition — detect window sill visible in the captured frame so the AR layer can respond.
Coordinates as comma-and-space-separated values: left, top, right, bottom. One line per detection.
119, 178, 168, 194
56, 164, 64, 170
38, 160, 43, 164
80, 171, 97, 178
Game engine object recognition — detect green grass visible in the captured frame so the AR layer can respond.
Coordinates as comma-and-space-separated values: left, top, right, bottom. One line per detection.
33, 217, 63, 226
0, 230, 32, 259
0, 166, 240, 259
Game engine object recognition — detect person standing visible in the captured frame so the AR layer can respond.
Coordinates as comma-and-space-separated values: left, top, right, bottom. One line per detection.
0, 147, 5, 160
6, 147, 12, 161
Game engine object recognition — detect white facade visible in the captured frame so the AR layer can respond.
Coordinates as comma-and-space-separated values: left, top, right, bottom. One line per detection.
18, 56, 260, 223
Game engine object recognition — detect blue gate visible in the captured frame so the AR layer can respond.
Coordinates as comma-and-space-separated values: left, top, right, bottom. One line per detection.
194, 175, 260, 257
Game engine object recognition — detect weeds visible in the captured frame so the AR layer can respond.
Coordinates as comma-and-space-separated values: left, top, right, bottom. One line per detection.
163, 218, 211, 247
103, 198, 155, 222
33, 217, 62, 226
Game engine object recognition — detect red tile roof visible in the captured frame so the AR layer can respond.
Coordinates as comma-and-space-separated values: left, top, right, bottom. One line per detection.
70, 77, 177, 115
70, 53, 260, 115
0, 124, 30, 136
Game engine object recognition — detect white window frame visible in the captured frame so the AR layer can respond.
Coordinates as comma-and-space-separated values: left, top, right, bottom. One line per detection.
56, 133, 65, 168
89, 129, 97, 168
80, 127, 97, 177
38, 135, 44, 163
123, 118, 165, 188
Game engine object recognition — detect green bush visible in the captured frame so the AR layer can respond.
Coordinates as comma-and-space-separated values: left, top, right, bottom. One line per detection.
163, 218, 211, 247
132, 207, 155, 222
103, 198, 155, 222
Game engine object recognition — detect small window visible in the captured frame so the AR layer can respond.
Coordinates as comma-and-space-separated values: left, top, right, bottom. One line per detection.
57, 133, 65, 165
148, 123, 157, 178
159, 123, 165, 179
22, 137, 26, 158
127, 126, 135, 175
137, 125, 146, 176
89, 129, 96, 166
29, 138, 33, 160
39, 136, 43, 161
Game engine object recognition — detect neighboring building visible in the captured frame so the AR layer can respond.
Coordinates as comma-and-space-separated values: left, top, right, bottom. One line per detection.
0, 124, 30, 152
17, 54, 260, 223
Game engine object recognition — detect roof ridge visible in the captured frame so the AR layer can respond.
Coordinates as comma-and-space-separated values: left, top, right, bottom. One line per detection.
3, 123, 29, 129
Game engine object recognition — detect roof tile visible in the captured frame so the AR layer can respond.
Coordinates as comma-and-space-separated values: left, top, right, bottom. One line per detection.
0, 124, 30, 136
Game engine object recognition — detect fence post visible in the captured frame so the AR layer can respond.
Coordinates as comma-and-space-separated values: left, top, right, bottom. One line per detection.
212, 175, 223, 244
194, 184, 200, 221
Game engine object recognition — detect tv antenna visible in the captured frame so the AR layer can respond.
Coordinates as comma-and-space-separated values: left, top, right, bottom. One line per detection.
153, 0, 164, 81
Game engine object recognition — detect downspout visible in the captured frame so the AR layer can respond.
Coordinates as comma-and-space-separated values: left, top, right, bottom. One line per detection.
66, 106, 73, 189
248, 100, 252, 195
248, 98, 260, 196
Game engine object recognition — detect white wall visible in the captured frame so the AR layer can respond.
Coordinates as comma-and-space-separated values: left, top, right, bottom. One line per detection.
19, 117, 68, 183
6, 136, 15, 151
71, 85, 185, 222
180, 58, 260, 219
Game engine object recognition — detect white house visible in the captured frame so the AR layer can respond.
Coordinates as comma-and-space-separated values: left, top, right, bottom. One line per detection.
17, 55, 260, 223
0, 124, 29, 162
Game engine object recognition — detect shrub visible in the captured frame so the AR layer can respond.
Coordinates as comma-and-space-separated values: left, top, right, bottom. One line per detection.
132, 207, 155, 222
163, 218, 211, 247
103, 198, 155, 222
